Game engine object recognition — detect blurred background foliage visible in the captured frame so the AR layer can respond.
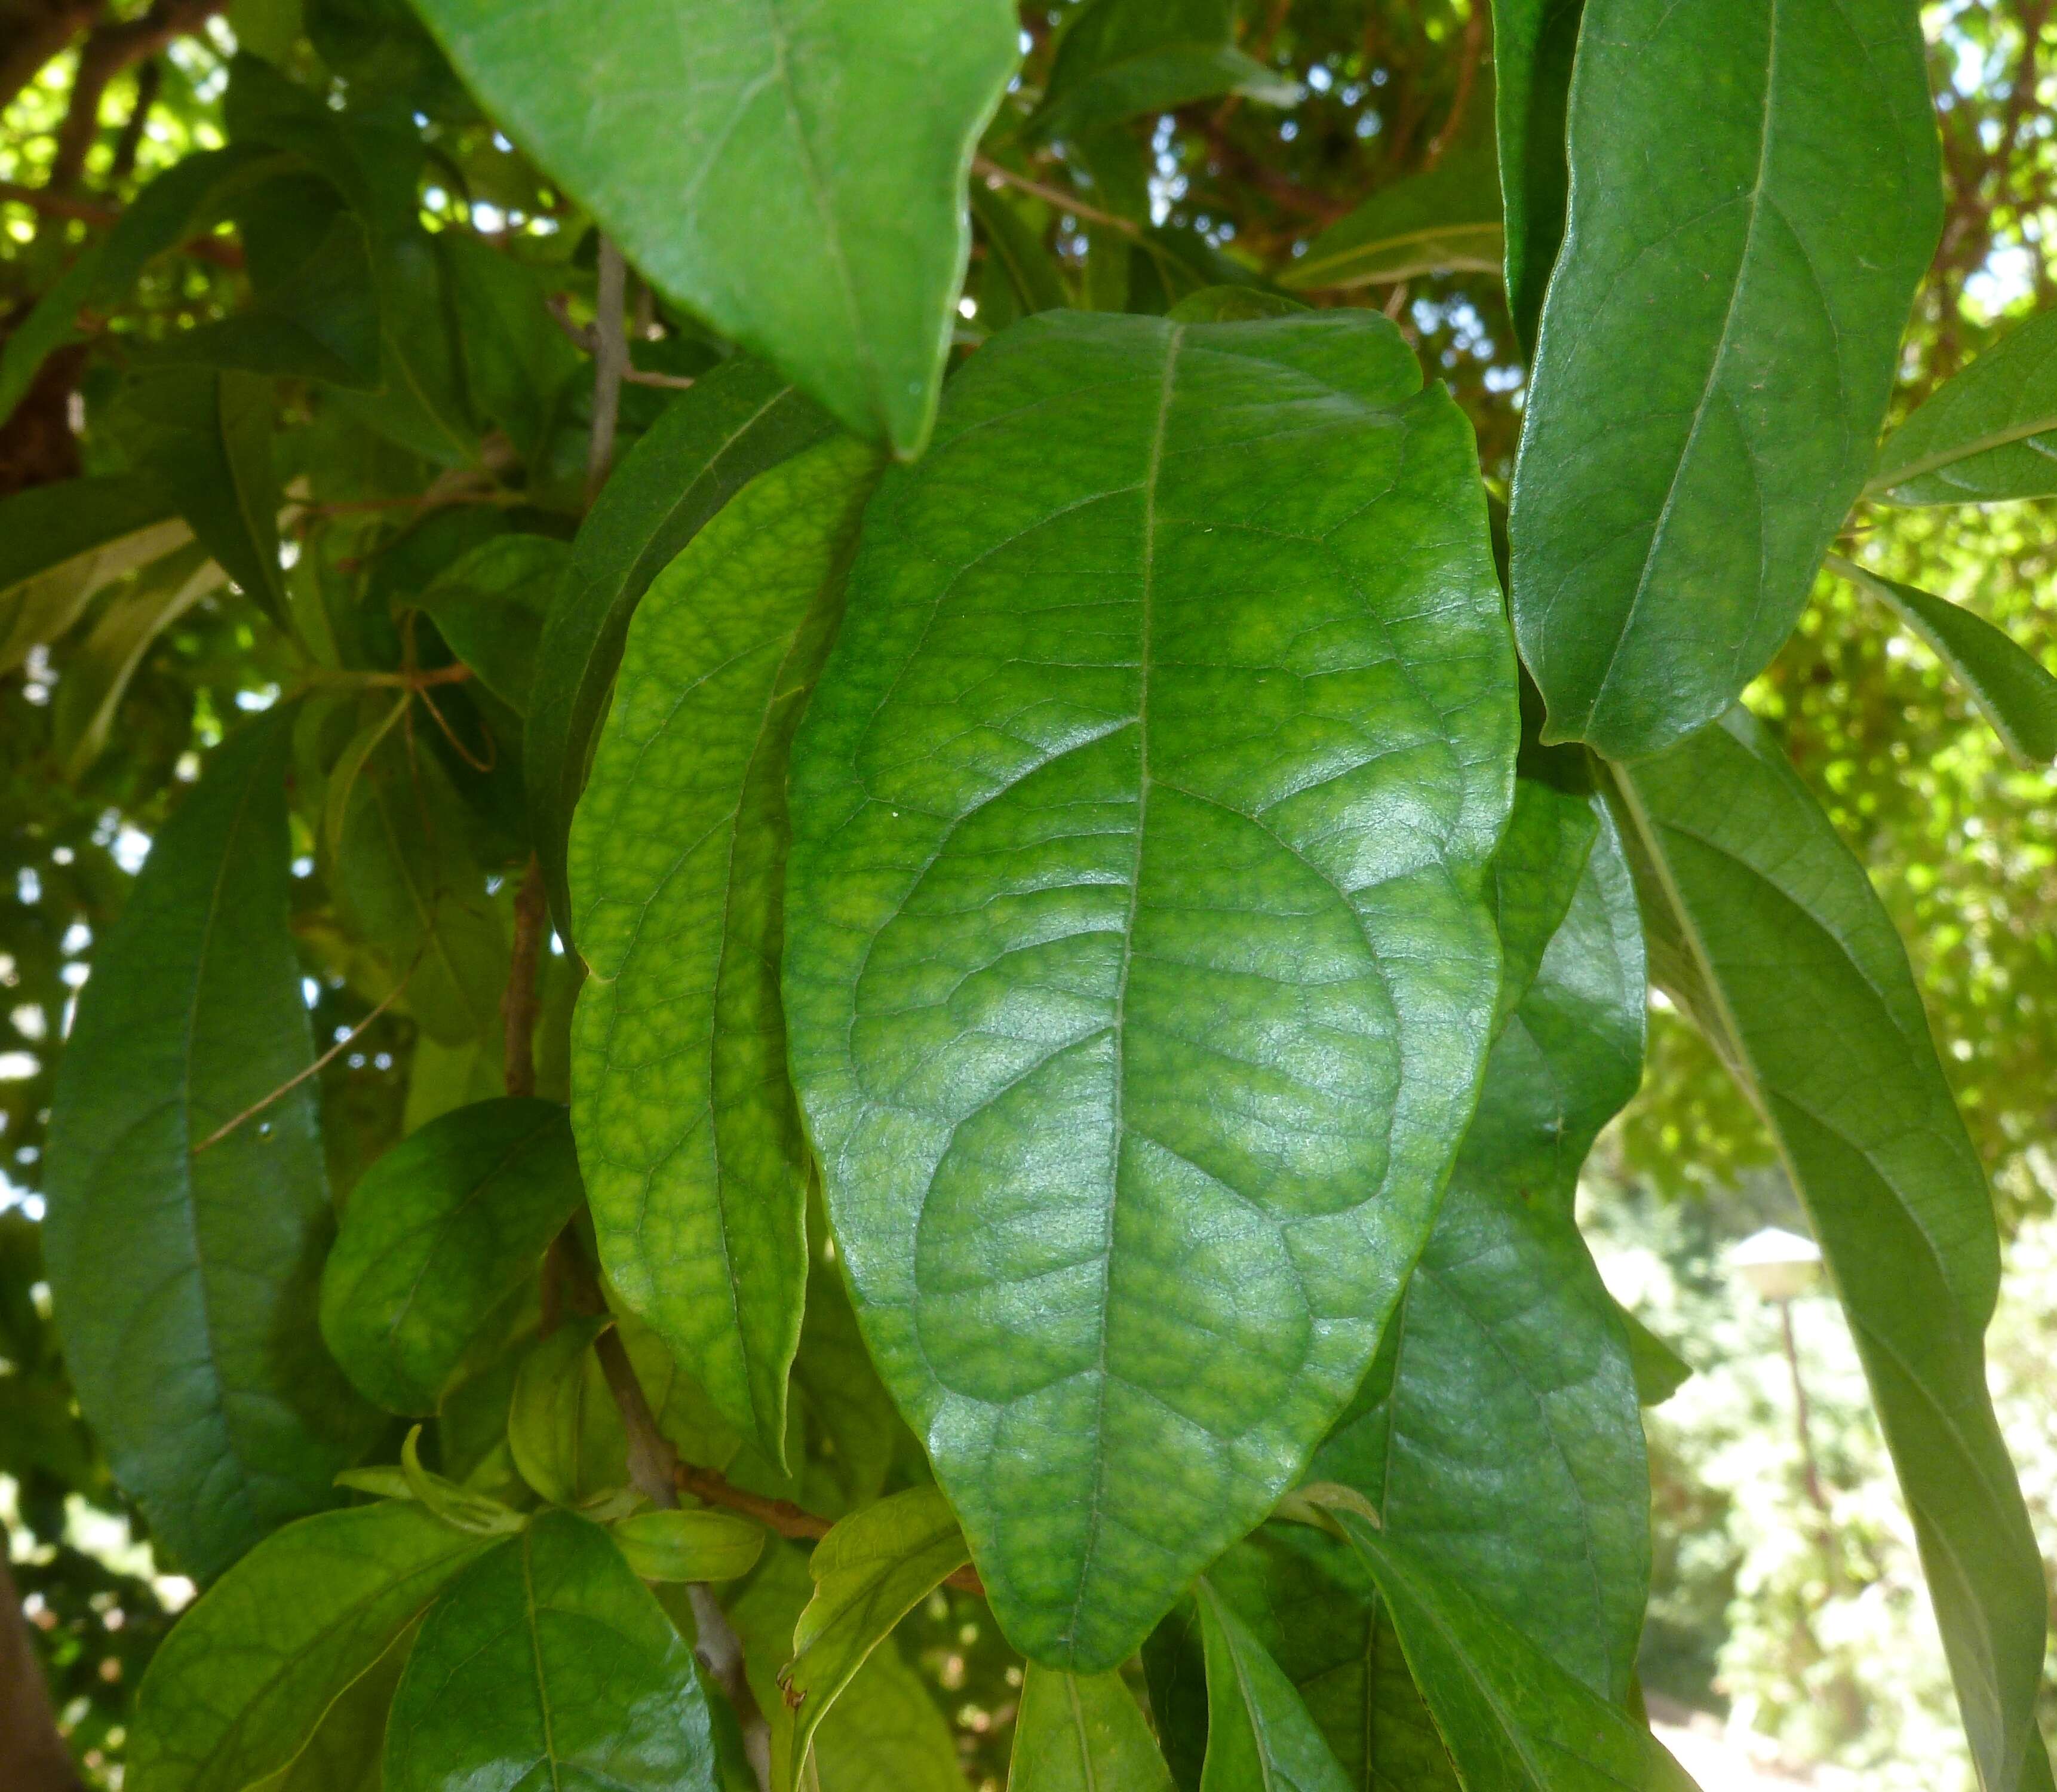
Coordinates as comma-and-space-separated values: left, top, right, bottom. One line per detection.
0, 0, 2051, 1785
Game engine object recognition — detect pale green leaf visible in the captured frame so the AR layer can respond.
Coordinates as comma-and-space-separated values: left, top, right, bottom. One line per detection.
508, 1316, 628, 1506
1195, 1579, 1352, 1792
1008, 1665, 1174, 1792
1508, 0, 1942, 758
398, 1424, 529, 1534
612, 1509, 766, 1584
1282, 142, 1502, 293
784, 308, 1516, 1668
409, 0, 1019, 455
1868, 306, 2057, 504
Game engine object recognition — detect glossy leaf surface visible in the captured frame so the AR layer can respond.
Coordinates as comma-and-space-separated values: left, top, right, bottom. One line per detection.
573, 436, 882, 1460
1868, 305, 2057, 503
1009, 1665, 1175, 1792
1611, 709, 2053, 1792
1508, 0, 1942, 758
1028, 0, 1298, 142
611, 1509, 766, 1584
44, 714, 374, 1581
319, 1097, 582, 1415
128, 1502, 488, 1792
1831, 556, 2057, 766
527, 358, 834, 944
410, 0, 1017, 455
1334, 1515, 1702, 1792
1195, 1579, 1352, 1792
1490, 0, 1583, 351
385, 1510, 717, 1792
785, 308, 1516, 1668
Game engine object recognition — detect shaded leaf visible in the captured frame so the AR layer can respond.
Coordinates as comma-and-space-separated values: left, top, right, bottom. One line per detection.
612, 1508, 766, 1584
1282, 140, 1502, 293
572, 435, 882, 1462
444, 231, 585, 465
319, 1097, 582, 1415
396, 1422, 530, 1534
1488, 771, 1598, 1031
44, 714, 377, 1581
418, 532, 570, 715
410, 0, 1018, 455
1868, 306, 2057, 504
1508, 0, 1942, 758
1609, 708, 2053, 1792
242, 1624, 412, 1792
1009, 1665, 1174, 1791
1490, 0, 1585, 352
807, 1636, 965, 1792
1029, 0, 1298, 143
1194, 1578, 1352, 1792
784, 308, 1516, 1668
971, 182, 1070, 324
0, 475, 189, 675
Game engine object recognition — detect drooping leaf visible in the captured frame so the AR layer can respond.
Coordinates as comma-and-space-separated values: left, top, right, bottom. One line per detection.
572, 435, 882, 1463
0, 475, 189, 675
783, 308, 1517, 1668
1868, 306, 2057, 504
1829, 554, 2057, 767
417, 532, 570, 716
782, 1486, 971, 1792
971, 182, 1070, 331
393, 1423, 530, 1535
1008, 1665, 1175, 1792
127, 1502, 490, 1792
383, 1509, 718, 1792
1490, 0, 1584, 352
318, 1097, 582, 1416
1282, 141, 1502, 293
1507, 0, 1942, 759
409, 0, 1018, 456
526, 357, 834, 944
43, 713, 377, 1582
1194, 1579, 1352, 1792
1333, 1514, 1702, 1792
1608, 708, 2053, 1792
1028, 0, 1299, 143
611, 1508, 766, 1584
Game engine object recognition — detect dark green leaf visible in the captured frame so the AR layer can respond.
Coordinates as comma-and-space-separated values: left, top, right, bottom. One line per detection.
0, 475, 188, 674
1609, 708, 2053, 1792
1830, 555, 2057, 766
409, 0, 1018, 455
242, 1624, 412, 1792
1490, 0, 1584, 352
1009, 1665, 1174, 1791
1617, 1303, 1693, 1407
1194, 1579, 1352, 1792
1508, 0, 1942, 759
784, 308, 1517, 1668
1868, 306, 2057, 503
384, 1509, 718, 1792
318, 1097, 581, 1415
611, 1509, 765, 1583
572, 435, 882, 1461
127, 1502, 490, 1792
44, 714, 376, 1581
525, 357, 834, 946
971, 182, 1070, 320
1281, 141, 1502, 293
1331, 1514, 1702, 1792
419, 533, 570, 715
444, 232, 585, 467
1028, 0, 1298, 143
1488, 772, 1598, 1031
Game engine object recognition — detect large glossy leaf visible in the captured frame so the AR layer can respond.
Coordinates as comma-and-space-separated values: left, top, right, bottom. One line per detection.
1490, 0, 1583, 352
1009, 1665, 1175, 1791
127, 1502, 489, 1792
1507, 0, 1941, 759
784, 308, 1518, 1668
1609, 708, 2053, 1792
526, 358, 834, 944
319, 1097, 582, 1416
409, 0, 1017, 455
1830, 556, 2057, 766
782, 1487, 971, 1792
572, 437, 881, 1462
1281, 141, 1502, 293
384, 1510, 718, 1792
43, 714, 376, 1581
1868, 306, 2057, 503
1027, 0, 1298, 142
1195, 1579, 1352, 1792
0, 475, 189, 674
1333, 1515, 1702, 1792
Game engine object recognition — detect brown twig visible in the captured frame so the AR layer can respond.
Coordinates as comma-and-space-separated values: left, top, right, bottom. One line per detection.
971, 155, 1140, 235
47, 0, 228, 198
108, 57, 159, 184
501, 855, 548, 1099
586, 237, 628, 502
1424, 2, 1487, 168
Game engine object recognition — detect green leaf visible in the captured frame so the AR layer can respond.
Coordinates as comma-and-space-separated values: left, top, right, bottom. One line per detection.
971, 182, 1071, 323
782, 1486, 971, 1792
508, 1316, 627, 1506
784, 308, 1517, 1668
398, 1423, 530, 1534
418, 533, 570, 716
0, 475, 189, 675
241, 1624, 410, 1792
1507, 0, 1942, 759
111, 367, 290, 628
1608, 708, 2053, 1792
572, 435, 882, 1462
526, 357, 834, 946
444, 231, 585, 467
1616, 1303, 1693, 1407
1490, 0, 1584, 352
807, 1636, 966, 1792
1829, 555, 2057, 767
1028, 0, 1299, 143
1194, 1579, 1352, 1792
612, 1508, 766, 1583
384, 1509, 718, 1792
1488, 771, 1598, 1031
409, 0, 1017, 455
318, 1097, 582, 1415
1868, 306, 2057, 503
127, 1502, 490, 1792
1281, 141, 1502, 293
44, 713, 377, 1582
1331, 1514, 1702, 1792
1008, 1665, 1174, 1791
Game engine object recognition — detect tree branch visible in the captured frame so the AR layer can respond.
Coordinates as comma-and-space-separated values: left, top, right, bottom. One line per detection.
46, 0, 228, 197
0, 0, 102, 121
501, 855, 548, 1100
0, 1553, 84, 1792
585, 237, 628, 503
